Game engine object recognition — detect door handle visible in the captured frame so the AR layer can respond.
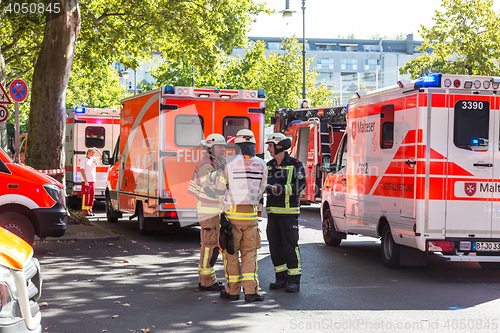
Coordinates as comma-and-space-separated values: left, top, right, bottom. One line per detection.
473, 163, 493, 167
405, 160, 416, 166
341, 177, 346, 184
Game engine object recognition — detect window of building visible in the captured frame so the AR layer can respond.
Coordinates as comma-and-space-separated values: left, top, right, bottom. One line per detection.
85, 126, 106, 148
223, 117, 251, 145
380, 105, 394, 149
318, 72, 333, 81
453, 100, 490, 150
317, 58, 334, 70
175, 115, 204, 147
364, 45, 377, 52
268, 42, 281, 50
365, 59, 377, 71
340, 45, 357, 52
317, 44, 334, 51
341, 59, 357, 70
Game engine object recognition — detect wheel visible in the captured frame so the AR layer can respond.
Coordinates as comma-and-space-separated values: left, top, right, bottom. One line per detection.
137, 204, 150, 235
0, 212, 35, 245
105, 193, 119, 223
322, 208, 342, 246
380, 224, 400, 268
479, 262, 500, 270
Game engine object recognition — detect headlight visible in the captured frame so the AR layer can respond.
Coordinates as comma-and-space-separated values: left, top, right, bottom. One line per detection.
0, 268, 22, 324
43, 184, 63, 205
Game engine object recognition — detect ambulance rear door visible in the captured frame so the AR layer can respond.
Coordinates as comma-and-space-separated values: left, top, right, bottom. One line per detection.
445, 93, 496, 239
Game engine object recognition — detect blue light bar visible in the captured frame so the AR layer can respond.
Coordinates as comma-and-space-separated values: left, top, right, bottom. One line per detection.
75, 107, 85, 114
257, 90, 265, 98
414, 74, 442, 88
472, 139, 479, 144
164, 86, 175, 94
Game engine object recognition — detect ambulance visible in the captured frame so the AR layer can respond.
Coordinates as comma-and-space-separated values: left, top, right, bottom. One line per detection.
104, 86, 266, 233
64, 107, 120, 203
0, 147, 67, 245
321, 73, 500, 268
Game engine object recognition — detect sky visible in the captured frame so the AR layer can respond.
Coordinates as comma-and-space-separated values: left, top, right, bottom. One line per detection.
249, 0, 500, 41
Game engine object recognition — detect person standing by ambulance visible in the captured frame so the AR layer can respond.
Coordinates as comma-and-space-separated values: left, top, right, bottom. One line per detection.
212, 129, 267, 302
265, 133, 306, 293
187, 134, 227, 292
80, 147, 102, 216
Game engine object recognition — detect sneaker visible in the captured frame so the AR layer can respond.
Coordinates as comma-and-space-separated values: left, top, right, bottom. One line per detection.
245, 293, 264, 302
285, 283, 300, 293
199, 282, 225, 291
220, 290, 239, 300
269, 280, 287, 289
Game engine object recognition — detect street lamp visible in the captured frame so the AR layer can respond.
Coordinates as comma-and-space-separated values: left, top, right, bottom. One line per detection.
121, 70, 130, 93
281, 0, 306, 100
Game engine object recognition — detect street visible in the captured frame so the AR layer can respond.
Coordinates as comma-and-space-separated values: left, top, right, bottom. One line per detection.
34, 205, 500, 333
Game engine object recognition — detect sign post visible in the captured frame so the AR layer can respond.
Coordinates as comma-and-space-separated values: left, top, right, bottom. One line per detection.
9, 79, 28, 163
0, 83, 12, 137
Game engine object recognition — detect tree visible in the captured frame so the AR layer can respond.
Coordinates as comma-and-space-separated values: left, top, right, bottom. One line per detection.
401, 0, 500, 79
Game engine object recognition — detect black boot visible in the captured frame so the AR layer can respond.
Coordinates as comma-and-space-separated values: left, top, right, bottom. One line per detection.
199, 282, 225, 291
220, 290, 240, 300
245, 293, 264, 302
269, 280, 287, 289
285, 283, 300, 292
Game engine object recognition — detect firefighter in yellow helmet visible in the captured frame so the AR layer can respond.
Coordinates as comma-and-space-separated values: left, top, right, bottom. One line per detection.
211, 129, 268, 302
187, 133, 227, 291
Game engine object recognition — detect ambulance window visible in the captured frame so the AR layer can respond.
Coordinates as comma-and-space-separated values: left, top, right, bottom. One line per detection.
175, 115, 204, 147
223, 117, 250, 144
454, 100, 489, 150
380, 105, 394, 149
85, 126, 105, 148
20, 137, 27, 154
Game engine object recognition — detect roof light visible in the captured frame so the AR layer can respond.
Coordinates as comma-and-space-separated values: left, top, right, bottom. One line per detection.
245, 91, 251, 98
199, 94, 210, 98
183, 88, 189, 95
165, 86, 175, 94
101, 112, 108, 115
414, 73, 442, 88
483, 81, 491, 89
397, 80, 411, 88
474, 80, 481, 89
258, 90, 265, 98
443, 78, 452, 87
176, 88, 183, 94
355, 91, 367, 99
220, 95, 231, 99
464, 81, 473, 89
75, 107, 85, 114
493, 82, 500, 89
250, 91, 256, 98
453, 79, 461, 88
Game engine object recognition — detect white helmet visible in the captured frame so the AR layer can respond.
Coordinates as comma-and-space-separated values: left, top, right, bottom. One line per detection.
201, 133, 227, 148
266, 132, 292, 151
235, 129, 256, 144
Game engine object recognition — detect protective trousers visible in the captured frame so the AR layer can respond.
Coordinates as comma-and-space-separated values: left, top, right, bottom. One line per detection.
266, 214, 301, 283
223, 205, 261, 296
81, 182, 95, 214
198, 214, 220, 287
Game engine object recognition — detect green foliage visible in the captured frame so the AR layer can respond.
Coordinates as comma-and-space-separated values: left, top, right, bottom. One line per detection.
401, 0, 500, 79
371, 33, 408, 40
338, 34, 356, 39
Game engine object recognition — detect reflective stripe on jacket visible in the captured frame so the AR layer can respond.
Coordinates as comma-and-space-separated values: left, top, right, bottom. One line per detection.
187, 155, 220, 207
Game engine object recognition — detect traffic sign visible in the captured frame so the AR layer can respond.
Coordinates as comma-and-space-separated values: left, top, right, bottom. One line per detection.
9, 79, 28, 103
0, 83, 12, 104
0, 105, 7, 122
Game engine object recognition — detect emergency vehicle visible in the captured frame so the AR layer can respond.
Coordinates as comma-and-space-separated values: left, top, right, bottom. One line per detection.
272, 106, 346, 203
104, 86, 266, 233
64, 107, 120, 203
0, 147, 67, 245
321, 73, 500, 268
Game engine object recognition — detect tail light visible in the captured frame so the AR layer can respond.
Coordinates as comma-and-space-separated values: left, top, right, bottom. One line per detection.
428, 241, 455, 253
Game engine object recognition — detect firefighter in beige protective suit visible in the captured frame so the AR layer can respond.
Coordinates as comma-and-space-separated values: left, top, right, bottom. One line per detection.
212, 129, 268, 302
187, 134, 227, 291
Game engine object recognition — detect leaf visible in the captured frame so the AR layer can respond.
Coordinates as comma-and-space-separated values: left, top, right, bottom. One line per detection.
111, 315, 119, 319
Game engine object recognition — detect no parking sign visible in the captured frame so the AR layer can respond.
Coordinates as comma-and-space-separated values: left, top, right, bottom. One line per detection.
9, 79, 28, 102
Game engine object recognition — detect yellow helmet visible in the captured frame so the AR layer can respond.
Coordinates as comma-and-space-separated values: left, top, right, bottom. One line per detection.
235, 129, 256, 144
201, 133, 227, 148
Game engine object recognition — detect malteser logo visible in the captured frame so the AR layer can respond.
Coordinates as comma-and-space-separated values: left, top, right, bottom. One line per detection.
351, 122, 357, 140
351, 120, 375, 141
465, 183, 476, 196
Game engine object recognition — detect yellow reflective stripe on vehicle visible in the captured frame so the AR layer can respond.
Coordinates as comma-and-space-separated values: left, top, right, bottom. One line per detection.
266, 207, 300, 214
274, 264, 288, 273
242, 273, 258, 281
227, 275, 242, 282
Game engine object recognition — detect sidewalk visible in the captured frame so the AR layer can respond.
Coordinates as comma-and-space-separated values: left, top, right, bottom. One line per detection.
38, 220, 120, 242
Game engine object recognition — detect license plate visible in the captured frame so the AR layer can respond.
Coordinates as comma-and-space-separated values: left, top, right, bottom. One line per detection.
473, 242, 500, 251
182, 211, 197, 217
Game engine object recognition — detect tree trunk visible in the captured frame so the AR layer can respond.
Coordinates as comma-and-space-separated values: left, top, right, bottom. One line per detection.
26, 0, 80, 185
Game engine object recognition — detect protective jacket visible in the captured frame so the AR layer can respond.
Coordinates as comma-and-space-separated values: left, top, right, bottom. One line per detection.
266, 152, 306, 215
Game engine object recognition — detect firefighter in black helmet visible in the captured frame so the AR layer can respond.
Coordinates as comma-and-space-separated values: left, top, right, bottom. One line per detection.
265, 133, 306, 292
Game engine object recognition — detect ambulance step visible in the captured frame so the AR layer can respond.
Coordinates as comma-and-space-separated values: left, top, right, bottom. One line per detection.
439, 254, 500, 262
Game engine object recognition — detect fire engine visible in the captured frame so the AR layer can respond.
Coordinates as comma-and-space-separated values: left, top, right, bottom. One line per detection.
104, 86, 266, 234
272, 105, 347, 203
321, 73, 500, 268
64, 107, 120, 203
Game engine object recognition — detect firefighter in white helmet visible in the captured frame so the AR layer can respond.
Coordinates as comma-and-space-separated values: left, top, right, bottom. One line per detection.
187, 133, 227, 291
265, 132, 306, 293
211, 129, 268, 302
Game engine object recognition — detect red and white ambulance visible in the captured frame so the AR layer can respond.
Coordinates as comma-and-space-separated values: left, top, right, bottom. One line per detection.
64, 107, 120, 203
321, 74, 500, 268
104, 86, 266, 234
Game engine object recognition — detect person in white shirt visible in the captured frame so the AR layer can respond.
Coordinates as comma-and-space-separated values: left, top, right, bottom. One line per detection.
80, 148, 102, 216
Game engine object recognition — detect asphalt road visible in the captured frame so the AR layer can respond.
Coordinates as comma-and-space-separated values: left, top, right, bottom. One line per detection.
34, 204, 500, 333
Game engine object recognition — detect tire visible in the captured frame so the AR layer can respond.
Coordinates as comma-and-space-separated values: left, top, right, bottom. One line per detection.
322, 208, 342, 246
380, 224, 400, 268
0, 212, 35, 245
137, 204, 150, 235
479, 262, 500, 270
105, 193, 119, 223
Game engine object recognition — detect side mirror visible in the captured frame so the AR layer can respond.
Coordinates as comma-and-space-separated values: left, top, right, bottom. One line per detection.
102, 150, 110, 165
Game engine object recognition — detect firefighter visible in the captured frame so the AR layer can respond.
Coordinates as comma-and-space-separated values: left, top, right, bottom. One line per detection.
265, 133, 306, 292
212, 129, 267, 302
187, 133, 227, 292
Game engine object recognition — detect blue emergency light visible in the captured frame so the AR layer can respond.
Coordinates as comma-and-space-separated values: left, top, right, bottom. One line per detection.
472, 139, 479, 145
414, 73, 442, 88
75, 107, 85, 114
258, 90, 265, 98
164, 86, 175, 94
